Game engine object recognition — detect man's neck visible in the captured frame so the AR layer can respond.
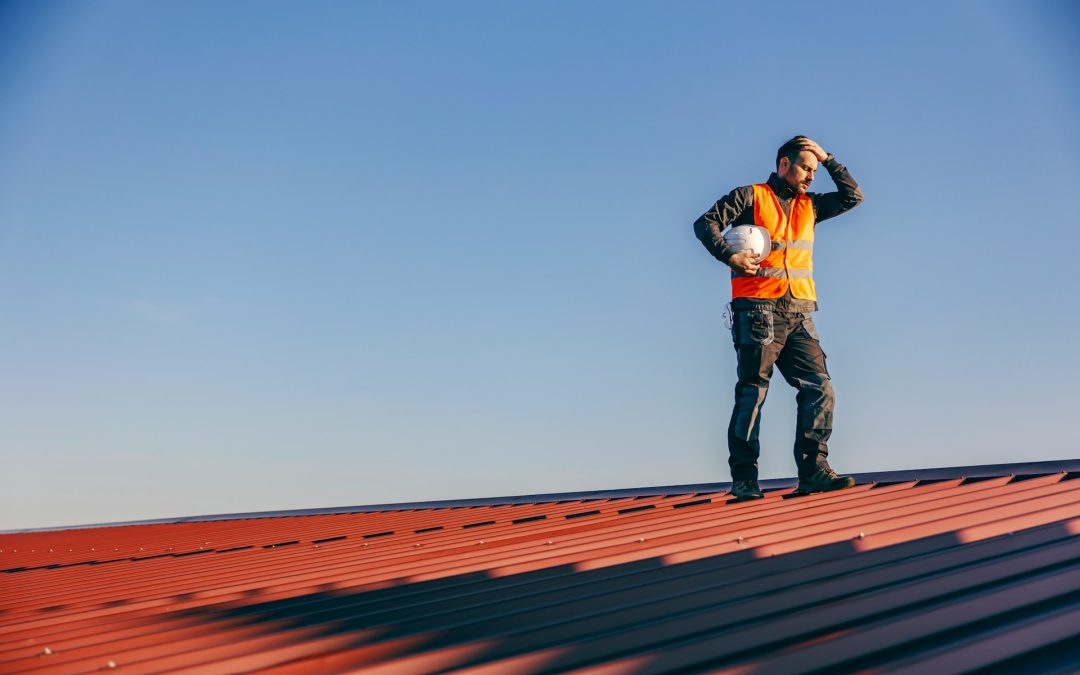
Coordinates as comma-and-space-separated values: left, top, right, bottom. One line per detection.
767, 172, 797, 200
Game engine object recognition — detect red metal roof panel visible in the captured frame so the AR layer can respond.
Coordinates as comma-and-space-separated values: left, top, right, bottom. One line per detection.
1, 460, 1077, 673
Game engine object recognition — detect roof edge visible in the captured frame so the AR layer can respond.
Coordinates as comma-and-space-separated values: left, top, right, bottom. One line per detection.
7, 457, 1078, 534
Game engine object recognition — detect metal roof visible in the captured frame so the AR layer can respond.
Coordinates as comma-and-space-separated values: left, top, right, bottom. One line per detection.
2, 459, 1078, 673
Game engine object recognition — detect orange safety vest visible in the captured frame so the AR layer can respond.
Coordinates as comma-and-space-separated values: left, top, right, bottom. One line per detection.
730, 183, 817, 301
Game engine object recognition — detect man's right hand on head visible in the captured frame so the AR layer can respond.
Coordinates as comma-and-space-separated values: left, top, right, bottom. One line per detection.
728, 250, 761, 276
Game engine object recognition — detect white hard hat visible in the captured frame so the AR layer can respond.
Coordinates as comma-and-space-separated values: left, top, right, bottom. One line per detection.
722, 225, 771, 259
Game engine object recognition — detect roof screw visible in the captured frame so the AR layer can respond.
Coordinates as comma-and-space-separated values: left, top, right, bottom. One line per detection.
41, 647, 54, 656
49, 549, 54, 553
477, 540, 485, 545
636, 538, 646, 543
106, 660, 118, 669
857, 532, 865, 539
414, 543, 422, 548
361, 543, 368, 547
544, 540, 554, 546
90, 548, 95, 552
736, 536, 744, 543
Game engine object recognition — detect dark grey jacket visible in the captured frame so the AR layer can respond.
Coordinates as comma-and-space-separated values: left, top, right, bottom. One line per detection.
694, 155, 864, 312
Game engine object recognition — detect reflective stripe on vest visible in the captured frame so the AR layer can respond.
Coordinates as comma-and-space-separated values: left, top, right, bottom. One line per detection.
731, 267, 813, 279
770, 240, 813, 253
730, 183, 817, 301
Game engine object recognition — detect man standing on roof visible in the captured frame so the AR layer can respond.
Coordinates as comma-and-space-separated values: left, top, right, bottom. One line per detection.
694, 136, 864, 501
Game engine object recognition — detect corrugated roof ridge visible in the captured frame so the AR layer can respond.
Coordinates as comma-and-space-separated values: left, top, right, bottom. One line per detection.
1, 483, 1077, 672
4, 458, 1078, 534
2, 478, 1073, 618
6, 481, 1071, 656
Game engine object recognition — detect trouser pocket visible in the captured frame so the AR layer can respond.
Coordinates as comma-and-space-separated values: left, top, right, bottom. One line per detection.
733, 308, 774, 347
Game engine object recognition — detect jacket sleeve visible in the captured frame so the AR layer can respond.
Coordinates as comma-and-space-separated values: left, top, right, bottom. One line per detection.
693, 185, 754, 265
810, 155, 864, 223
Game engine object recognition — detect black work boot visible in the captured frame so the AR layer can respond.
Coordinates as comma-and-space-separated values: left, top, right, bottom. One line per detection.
731, 479, 764, 501
797, 466, 856, 494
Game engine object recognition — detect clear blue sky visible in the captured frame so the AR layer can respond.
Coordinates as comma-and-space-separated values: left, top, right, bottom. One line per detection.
2, 1, 1077, 530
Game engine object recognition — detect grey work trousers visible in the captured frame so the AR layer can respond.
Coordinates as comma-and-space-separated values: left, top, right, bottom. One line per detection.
727, 308, 835, 482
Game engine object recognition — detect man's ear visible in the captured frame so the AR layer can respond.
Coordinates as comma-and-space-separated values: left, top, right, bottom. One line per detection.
777, 157, 790, 174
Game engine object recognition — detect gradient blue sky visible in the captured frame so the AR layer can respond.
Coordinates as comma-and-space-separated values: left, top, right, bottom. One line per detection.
2, 1, 1078, 530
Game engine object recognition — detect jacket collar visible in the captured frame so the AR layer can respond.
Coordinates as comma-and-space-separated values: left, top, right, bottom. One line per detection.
766, 172, 798, 200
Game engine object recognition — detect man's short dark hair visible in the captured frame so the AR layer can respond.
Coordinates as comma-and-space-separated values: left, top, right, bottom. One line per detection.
776, 136, 807, 169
